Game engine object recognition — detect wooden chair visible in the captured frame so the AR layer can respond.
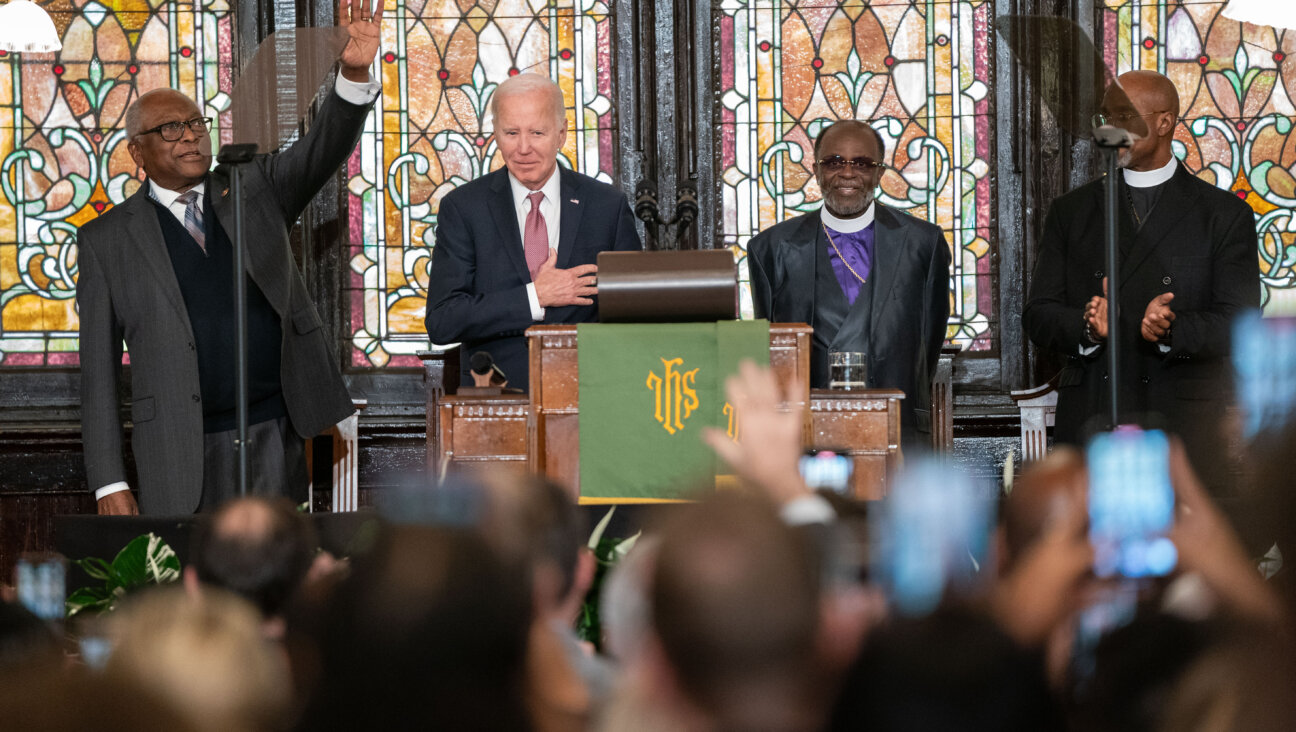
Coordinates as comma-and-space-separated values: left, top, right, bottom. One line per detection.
1009, 376, 1059, 463
306, 399, 367, 512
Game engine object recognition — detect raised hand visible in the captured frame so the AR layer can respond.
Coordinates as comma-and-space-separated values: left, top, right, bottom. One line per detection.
533, 248, 598, 307
339, 0, 386, 82
702, 360, 810, 506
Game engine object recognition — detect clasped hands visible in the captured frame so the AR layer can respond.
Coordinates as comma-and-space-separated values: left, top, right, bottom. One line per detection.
1083, 277, 1175, 344
534, 248, 598, 307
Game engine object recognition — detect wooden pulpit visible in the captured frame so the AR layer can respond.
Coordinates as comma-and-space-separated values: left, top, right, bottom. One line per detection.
425, 323, 903, 501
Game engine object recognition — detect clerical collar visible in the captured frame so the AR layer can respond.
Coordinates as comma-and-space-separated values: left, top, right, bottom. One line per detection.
820, 201, 874, 233
1122, 157, 1177, 189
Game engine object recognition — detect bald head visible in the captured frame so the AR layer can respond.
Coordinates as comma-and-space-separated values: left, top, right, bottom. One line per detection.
1117, 70, 1180, 121
1101, 70, 1179, 171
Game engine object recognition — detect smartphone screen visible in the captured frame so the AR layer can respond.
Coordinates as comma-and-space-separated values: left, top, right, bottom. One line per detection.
870, 460, 994, 616
799, 449, 853, 494
1087, 428, 1177, 579
16, 554, 67, 622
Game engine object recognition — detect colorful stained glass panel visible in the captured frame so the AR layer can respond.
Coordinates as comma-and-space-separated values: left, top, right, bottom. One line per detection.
346, 0, 616, 367
716, 0, 994, 349
0, 1, 234, 366
1104, 0, 1296, 315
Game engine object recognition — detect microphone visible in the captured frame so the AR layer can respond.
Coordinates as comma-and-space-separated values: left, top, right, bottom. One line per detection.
1092, 124, 1135, 149
469, 351, 508, 388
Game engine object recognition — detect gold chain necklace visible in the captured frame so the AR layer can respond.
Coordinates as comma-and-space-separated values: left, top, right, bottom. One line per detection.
1124, 184, 1143, 228
823, 224, 867, 284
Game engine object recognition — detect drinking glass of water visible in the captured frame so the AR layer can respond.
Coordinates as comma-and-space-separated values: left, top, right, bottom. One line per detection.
829, 351, 868, 390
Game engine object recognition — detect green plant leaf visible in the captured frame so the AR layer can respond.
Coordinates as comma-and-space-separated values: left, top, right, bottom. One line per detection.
74, 556, 115, 582
65, 587, 110, 618
142, 533, 181, 584
110, 534, 151, 588
587, 506, 617, 550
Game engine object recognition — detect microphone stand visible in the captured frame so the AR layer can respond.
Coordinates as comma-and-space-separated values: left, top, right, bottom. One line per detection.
216, 143, 258, 496
1091, 125, 1133, 429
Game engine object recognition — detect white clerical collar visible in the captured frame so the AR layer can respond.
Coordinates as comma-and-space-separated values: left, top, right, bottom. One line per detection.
508, 167, 562, 210
1122, 157, 1177, 189
149, 179, 206, 209
820, 201, 874, 233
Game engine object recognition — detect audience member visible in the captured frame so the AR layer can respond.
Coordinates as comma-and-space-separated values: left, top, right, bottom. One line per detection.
295, 523, 533, 731
104, 587, 291, 732
478, 472, 613, 732
186, 496, 321, 639
829, 606, 1062, 732
644, 494, 827, 732
0, 600, 62, 675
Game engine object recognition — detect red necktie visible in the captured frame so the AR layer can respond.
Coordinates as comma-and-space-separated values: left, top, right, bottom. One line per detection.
524, 191, 548, 279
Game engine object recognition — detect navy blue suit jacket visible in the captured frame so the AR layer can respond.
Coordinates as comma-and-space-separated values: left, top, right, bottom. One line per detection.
425, 167, 641, 388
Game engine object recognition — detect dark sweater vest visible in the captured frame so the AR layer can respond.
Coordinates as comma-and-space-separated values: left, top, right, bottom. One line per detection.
151, 188, 287, 433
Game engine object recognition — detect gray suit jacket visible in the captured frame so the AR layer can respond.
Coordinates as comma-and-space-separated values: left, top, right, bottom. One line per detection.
748, 205, 951, 445
77, 89, 372, 514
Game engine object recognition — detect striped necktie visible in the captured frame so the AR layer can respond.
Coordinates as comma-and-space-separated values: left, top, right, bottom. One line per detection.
176, 189, 206, 254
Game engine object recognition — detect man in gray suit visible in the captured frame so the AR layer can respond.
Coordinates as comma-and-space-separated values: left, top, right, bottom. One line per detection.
748, 120, 951, 450
77, 0, 386, 515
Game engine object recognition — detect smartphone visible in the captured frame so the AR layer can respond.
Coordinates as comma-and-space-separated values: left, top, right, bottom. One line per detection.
870, 460, 994, 616
1232, 312, 1296, 440
1087, 428, 1177, 579
799, 449, 853, 494
15, 553, 67, 622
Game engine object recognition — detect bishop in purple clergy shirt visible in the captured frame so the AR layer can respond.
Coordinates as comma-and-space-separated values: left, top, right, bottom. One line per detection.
746, 119, 952, 449
824, 212, 875, 305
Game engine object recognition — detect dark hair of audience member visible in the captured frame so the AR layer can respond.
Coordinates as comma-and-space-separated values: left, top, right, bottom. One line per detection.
1070, 613, 1220, 732
190, 497, 318, 618
295, 523, 533, 731
1157, 622, 1296, 732
483, 473, 586, 603
0, 600, 61, 675
828, 605, 1061, 732
652, 493, 825, 732
999, 447, 1086, 574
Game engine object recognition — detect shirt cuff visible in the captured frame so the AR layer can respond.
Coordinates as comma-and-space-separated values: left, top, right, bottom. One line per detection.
94, 482, 131, 501
780, 494, 837, 526
526, 283, 545, 321
334, 74, 381, 105
1158, 343, 1171, 354
1078, 342, 1101, 357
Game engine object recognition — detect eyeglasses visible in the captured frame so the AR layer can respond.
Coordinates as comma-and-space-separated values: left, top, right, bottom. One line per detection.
136, 117, 213, 142
1091, 111, 1170, 127
817, 156, 887, 172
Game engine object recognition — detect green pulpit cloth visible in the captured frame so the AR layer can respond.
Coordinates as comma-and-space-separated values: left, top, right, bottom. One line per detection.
578, 320, 770, 502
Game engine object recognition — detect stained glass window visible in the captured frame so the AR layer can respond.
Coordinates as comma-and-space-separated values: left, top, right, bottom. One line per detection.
1104, 0, 1295, 315
0, 1, 234, 366
716, 0, 995, 348
346, 0, 616, 367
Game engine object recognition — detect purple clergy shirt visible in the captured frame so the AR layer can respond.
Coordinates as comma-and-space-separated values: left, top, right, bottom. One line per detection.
825, 223, 875, 305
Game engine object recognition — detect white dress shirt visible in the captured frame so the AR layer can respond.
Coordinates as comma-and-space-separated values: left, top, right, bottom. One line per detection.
508, 167, 563, 321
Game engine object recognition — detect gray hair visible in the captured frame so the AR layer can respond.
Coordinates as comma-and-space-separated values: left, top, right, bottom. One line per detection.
124, 88, 196, 138
488, 73, 566, 130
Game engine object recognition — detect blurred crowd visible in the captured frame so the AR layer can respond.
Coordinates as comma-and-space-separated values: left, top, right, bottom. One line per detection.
3, 362, 1295, 732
